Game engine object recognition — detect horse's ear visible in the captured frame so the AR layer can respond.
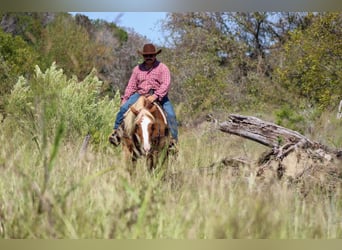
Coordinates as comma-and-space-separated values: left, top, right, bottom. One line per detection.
145, 99, 153, 109
149, 104, 157, 113
130, 106, 139, 115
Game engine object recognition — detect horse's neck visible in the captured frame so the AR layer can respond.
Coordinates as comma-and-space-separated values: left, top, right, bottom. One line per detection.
150, 104, 169, 140
153, 103, 168, 125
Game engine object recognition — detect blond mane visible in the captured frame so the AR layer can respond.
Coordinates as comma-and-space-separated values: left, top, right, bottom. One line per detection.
124, 96, 154, 135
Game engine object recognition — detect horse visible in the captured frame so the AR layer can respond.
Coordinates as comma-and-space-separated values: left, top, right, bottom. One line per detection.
119, 96, 170, 172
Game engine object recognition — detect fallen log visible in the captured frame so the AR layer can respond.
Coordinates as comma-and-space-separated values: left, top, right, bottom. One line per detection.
218, 114, 342, 188
219, 114, 314, 148
219, 114, 341, 159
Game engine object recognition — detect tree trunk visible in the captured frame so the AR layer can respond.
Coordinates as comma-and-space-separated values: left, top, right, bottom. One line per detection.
219, 114, 341, 159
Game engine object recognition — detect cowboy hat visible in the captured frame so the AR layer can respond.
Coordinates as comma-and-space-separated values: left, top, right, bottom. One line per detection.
137, 43, 162, 55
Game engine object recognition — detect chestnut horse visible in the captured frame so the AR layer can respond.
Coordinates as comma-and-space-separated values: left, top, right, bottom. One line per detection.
120, 96, 170, 171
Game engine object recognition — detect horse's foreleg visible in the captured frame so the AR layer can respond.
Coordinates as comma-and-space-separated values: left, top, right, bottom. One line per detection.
122, 144, 136, 175
146, 154, 154, 172
146, 151, 160, 172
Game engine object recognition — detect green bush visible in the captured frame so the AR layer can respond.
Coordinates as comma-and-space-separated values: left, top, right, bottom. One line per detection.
5, 63, 120, 146
275, 13, 342, 110
275, 105, 306, 134
0, 28, 38, 100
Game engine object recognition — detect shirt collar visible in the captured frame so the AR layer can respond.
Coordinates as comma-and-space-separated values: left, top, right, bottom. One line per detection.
139, 60, 160, 71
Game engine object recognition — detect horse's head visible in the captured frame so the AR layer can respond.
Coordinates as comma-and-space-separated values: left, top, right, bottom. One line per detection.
131, 105, 157, 154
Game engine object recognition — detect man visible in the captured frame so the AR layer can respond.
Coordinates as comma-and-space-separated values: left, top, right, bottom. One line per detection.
109, 43, 178, 149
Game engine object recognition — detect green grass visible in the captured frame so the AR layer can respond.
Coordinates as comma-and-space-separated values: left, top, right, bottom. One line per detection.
0, 115, 342, 239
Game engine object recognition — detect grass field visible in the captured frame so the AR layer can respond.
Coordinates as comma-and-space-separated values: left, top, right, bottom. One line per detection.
1, 115, 342, 239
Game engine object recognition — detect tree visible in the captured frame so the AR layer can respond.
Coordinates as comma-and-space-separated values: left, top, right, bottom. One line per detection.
276, 12, 342, 110
0, 12, 50, 46
161, 13, 241, 115
38, 13, 98, 79
161, 12, 298, 116
0, 28, 39, 119
0, 28, 38, 93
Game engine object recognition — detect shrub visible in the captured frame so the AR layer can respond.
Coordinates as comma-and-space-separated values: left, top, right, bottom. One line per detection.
275, 105, 306, 134
5, 63, 120, 147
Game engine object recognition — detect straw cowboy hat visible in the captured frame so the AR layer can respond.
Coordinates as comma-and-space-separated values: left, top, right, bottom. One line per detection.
137, 43, 162, 55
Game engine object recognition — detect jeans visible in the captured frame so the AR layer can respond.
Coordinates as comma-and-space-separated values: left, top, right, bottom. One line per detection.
113, 93, 178, 141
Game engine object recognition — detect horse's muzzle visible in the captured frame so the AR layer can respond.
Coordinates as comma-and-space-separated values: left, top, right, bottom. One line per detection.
142, 147, 152, 156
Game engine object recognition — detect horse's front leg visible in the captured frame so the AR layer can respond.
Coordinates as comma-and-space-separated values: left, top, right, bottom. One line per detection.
122, 139, 137, 175
146, 151, 159, 172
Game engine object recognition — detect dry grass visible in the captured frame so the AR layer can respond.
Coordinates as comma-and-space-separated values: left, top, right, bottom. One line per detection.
0, 115, 342, 239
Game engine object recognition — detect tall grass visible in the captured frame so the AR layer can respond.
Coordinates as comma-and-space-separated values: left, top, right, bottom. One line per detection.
1, 121, 341, 238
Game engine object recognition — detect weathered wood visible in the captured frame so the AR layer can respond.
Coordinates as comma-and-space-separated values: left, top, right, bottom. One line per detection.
79, 133, 91, 158
337, 99, 342, 119
215, 114, 342, 188
219, 114, 342, 160
219, 114, 314, 148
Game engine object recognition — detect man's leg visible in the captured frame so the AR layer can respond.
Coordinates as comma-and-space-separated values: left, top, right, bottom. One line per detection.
109, 93, 141, 146
160, 96, 178, 143
113, 93, 141, 130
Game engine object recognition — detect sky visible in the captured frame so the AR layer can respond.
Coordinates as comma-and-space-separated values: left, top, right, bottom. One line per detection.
71, 12, 168, 45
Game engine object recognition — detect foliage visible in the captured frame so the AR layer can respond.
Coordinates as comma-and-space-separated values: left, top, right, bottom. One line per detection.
5, 63, 120, 145
0, 12, 46, 46
276, 13, 342, 110
275, 104, 306, 133
0, 28, 38, 99
161, 13, 243, 116
38, 14, 98, 79
91, 18, 128, 44
160, 12, 314, 120
4, 12, 340, 122
154, 11, 342, 140
0, 12, 135, 98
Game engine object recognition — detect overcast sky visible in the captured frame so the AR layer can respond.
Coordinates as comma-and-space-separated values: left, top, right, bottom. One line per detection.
71, 12, 168, 45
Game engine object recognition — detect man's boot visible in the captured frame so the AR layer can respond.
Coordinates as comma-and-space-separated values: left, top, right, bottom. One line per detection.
168, 138, 179, 155
108, 129, 121, 146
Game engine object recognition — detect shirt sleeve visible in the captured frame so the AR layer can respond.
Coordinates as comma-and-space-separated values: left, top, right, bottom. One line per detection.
154, 64, 171, 101
122, 66, 139, 102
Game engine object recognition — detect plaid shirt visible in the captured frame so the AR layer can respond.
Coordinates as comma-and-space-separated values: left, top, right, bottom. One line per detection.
121, 61, 171, 103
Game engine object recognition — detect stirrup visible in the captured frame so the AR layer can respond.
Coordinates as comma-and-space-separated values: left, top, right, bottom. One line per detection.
168, 139, 178, 154
109, 130, 121, 146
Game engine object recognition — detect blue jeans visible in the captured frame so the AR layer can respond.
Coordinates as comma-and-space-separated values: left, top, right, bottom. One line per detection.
113, 93, 178, 141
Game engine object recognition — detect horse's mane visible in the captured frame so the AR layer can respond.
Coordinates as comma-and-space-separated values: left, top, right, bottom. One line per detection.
123, 96, 156, 135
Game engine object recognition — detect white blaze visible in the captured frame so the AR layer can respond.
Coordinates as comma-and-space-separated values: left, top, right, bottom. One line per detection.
141, 116, 152, 153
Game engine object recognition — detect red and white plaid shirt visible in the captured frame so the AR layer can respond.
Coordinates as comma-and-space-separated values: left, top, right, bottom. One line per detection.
121, 61, 171, 103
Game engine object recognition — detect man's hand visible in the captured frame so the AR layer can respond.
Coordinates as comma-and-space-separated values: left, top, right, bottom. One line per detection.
147, 95, 157, 103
